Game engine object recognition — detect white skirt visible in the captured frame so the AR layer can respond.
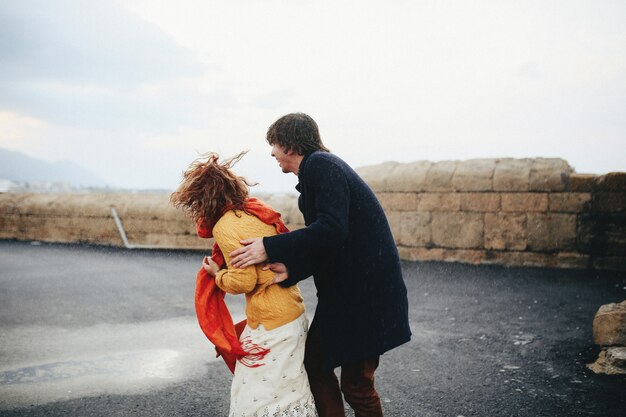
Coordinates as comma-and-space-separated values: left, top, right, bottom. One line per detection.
229, 313, 317, 417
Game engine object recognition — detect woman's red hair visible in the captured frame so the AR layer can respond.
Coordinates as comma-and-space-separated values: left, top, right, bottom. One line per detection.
170, 151, 255, 225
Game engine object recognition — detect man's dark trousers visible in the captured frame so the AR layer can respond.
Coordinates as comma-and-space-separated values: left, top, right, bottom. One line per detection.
304, 320, 384, 417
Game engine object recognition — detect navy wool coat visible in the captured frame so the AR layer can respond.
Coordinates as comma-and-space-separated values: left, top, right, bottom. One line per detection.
263, 151, 411, 369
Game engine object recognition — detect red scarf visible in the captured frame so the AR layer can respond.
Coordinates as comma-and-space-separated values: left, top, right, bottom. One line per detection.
194, 197, 289, 373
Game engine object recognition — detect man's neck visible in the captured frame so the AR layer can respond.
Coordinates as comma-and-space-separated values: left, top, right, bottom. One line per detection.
293, 154, 305, 175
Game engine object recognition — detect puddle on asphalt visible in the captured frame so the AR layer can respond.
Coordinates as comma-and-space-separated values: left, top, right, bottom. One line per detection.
0, 316, 231, 408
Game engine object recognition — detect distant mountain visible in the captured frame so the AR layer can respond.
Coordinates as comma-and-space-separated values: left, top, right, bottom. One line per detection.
0, 147, 107, 187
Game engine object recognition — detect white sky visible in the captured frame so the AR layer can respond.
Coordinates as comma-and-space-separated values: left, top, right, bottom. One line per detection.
1, 0, 625, 193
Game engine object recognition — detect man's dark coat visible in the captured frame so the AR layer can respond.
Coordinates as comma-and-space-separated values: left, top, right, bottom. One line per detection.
264, 151, 411, 369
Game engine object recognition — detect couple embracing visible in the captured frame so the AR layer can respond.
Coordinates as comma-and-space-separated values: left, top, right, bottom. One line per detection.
171, 113, 411, 417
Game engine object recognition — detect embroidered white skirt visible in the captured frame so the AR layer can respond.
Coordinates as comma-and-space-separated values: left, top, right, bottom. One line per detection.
229, 313, 317, 417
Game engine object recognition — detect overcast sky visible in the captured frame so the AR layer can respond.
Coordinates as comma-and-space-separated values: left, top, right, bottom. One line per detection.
1, 0, 624, 193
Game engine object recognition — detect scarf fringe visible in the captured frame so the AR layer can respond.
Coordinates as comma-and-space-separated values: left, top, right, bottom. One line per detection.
237, 335, 271, 367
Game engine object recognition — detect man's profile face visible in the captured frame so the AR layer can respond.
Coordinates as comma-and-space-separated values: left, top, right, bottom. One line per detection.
271, 144, 299, 175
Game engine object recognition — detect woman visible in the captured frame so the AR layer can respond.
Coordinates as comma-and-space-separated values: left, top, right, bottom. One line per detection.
170, 151, 317, 417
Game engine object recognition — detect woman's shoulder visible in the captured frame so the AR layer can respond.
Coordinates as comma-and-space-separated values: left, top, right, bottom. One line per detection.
215, 209, 255, 228
214, 210, 275, 239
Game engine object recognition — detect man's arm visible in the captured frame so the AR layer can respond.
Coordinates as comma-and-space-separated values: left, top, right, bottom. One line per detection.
230, 155, 349, 277
263, 155, 351, 287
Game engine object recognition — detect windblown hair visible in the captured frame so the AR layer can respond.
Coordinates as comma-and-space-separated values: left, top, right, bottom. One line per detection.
266, 112, 330, 155
170, 151, 255, 225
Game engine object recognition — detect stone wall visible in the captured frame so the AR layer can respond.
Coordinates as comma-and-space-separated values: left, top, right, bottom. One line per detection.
356, 158, 625, 271
0, 157, 624, 270
0, 192, 304, 251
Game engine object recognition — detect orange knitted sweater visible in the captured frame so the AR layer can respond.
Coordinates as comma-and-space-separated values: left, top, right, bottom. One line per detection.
214, 210, 305, 330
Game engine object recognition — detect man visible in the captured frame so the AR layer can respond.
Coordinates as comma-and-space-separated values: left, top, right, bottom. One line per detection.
230, 113, 411, 417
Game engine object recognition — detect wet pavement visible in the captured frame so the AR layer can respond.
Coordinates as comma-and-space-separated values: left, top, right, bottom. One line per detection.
1, 240, 625, 417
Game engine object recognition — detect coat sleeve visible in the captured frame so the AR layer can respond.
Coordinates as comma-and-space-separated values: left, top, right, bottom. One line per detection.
264, 155, 350, 286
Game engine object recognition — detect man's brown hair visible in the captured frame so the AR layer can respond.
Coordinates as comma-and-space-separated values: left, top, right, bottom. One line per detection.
266, 113, 330, 155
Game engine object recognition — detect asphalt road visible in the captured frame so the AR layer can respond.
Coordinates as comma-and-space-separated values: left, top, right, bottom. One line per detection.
1, 240, 625, 417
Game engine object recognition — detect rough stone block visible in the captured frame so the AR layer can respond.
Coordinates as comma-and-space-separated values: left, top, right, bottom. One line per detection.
355, 161, 399, 192
596, 172, 626, 191
501, 193, 548, 212
418, 193, 460, 212
0, 215, 19, 237
123, 193, 173, 219
37, 216, 85, 243
493, 159, 532, 192
593, 256, 626, 271
484, 213, 527, 251
377, 192, 418, 211
581, 213, 626, 257
30, 194, 74, 217
385, 211, 402, 245
13, 214, 36, 240
0, 193, 26, 214
601, 215, 626, 256
137, 232, 209, 249
385, 161, 433, 192
431, 212, 483, 249
549, 193, 592, 213
180, 234, 212, 249
112, 195, 162, 219
13, 195, 51, 216
459, 193, 501, 212
483, 250, 553, 268
593, 301, 626, 346
424, 161, 458, 192
606, 347, 626, 369
594, 192, 626, 213
123, 218, 189, 235
80, 221, 122, 243
529, 158, 572, 191
555, 252, 592, 269
451, 159, 495, 192
397, 246, 485, 264
527, 213, 577, 252
569, 174, 596, 192
140, 232, 169, 246
284, 204, 305, 226
399, 212, 431, 247
576, 213, 594, 253
588, 347, 626, 375
256, 193, 302, 224
37, 216, 72, 237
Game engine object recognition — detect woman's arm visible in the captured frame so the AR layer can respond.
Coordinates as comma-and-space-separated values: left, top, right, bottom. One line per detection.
202, 256, 220, 276
213, 222, 259, 295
